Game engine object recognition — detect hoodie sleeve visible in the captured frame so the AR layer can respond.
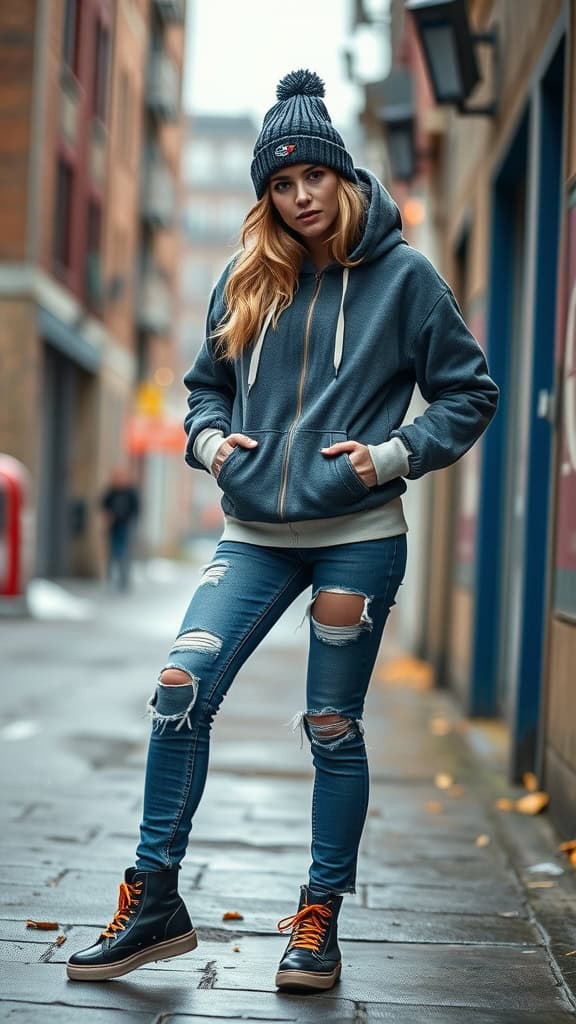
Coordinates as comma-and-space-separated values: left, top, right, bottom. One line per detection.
183, 284, 236, 472
390, 289, 499, 480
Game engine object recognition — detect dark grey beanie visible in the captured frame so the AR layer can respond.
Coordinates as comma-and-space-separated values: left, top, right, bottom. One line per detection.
251, 69, 358, 199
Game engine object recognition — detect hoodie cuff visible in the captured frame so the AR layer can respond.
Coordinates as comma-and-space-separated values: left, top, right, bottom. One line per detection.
367, 437, 411, 485
193, 428, 225, 473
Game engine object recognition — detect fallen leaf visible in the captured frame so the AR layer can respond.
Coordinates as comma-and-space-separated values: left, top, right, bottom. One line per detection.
232, 944, 241, 952
425, 800, 444, 814
377, 656, 434, 690
569, 850, 576, 868
55, 935, 67, 946
559, 839, 576, 854
26, 920, 58, 930
434, 772, 454, 790
526, 880, 557, 889
222, 911, 244, 921
515, 791, 549, 815
564, 950, 576, 957
496, 797, 514, 811
448, 784, 465, 797
522, 771, 539, 792
429, 716, 452, 736
475, 834, 490, 847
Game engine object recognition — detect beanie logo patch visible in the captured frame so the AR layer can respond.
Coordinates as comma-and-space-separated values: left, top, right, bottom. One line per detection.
274, 143, 296, 158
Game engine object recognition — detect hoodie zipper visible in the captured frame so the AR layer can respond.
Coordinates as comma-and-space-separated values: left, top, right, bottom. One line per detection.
277, 273, 323, 521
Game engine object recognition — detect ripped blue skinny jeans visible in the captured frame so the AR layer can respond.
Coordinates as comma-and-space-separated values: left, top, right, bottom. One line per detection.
136, 536, 406, 894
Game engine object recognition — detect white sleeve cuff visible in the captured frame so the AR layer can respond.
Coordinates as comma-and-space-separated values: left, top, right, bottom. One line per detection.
193, 428, 225, 473
367, 437, 411, 485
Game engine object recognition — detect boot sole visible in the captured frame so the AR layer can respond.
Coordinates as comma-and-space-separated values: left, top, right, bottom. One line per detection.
275, 962, 342, 991
66, 929, 198, 981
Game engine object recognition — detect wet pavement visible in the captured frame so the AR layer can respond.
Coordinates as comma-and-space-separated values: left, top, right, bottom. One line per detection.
2, 551, 576, 1022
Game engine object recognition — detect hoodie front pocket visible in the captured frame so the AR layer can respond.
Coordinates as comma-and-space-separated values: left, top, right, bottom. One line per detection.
216, 430, 288, 522
282, 429, 370, 521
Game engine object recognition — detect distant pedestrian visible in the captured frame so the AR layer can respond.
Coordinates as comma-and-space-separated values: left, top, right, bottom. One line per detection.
68, 70, 498, 989
100, 467, 140, 591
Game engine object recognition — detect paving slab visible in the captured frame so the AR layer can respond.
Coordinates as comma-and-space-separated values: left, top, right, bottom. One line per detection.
365, 881, 525, 916
0, 939, 54, 961
0, 1006, 157, 1024
340, 1011, 576, 1024
1, 963, 358, 1020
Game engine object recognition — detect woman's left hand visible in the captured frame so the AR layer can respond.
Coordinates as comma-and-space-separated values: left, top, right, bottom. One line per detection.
320, 440, 377, 488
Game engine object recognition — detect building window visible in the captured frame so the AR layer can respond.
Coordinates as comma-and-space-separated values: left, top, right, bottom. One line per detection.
93, 21, 110, 122
183, 140, 214, 183
221, 142, 252, 183
183, 200, 211, 239
85, 199, 103, 311
53, 159, 74, 271
62, 0, 80, 74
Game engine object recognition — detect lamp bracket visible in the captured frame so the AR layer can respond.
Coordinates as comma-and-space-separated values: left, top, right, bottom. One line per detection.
471, 30, 497, 46
457, 27, 498, 118
457, 100, 497, 116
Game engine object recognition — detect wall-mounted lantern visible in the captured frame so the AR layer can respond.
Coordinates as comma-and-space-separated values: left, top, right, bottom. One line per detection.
405, 0, 497, 116
374, 69, 417, 182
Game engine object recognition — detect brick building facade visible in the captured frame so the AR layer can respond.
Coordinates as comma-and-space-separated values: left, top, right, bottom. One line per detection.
0, 0, 187, 575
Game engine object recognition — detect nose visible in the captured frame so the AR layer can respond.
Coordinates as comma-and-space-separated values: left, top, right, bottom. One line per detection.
295, 181, 311, 205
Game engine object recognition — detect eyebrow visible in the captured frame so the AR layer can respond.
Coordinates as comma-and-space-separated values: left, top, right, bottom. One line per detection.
270, 164, 319, 183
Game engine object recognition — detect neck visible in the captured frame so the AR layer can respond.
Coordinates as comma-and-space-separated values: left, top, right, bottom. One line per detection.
305, 238, 330, 272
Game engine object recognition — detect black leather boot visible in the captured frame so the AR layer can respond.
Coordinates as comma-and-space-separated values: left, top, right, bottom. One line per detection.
275, 884, 343, 991
66, 867, 197, 980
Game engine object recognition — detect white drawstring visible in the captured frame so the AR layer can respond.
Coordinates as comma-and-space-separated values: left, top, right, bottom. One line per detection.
333, 267, 349, 376
248, 307, 276, 392
248, 267, 350, 392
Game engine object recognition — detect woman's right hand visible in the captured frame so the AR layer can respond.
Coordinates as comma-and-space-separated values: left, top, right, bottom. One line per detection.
211, 433, 258, 479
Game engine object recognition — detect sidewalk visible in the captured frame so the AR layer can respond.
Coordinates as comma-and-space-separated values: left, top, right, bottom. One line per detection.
1, 555, 576, 1022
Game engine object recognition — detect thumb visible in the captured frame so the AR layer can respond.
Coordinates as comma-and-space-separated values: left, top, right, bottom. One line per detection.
320, 441, 357, 456
230, 433, 259, 449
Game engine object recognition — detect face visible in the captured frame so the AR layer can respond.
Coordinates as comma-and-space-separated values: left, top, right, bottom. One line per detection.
268, 164, 339, 244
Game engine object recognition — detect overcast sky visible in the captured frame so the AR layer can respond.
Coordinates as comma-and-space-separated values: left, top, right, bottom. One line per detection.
183, 0, 390, 131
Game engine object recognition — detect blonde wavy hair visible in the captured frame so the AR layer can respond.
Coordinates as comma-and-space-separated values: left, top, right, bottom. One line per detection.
213, 177, 368, 360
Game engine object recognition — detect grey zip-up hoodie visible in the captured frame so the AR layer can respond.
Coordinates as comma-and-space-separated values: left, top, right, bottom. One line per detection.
184, 169, 498, 525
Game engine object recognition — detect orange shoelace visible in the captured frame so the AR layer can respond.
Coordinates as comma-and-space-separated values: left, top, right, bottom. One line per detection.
277, 902, 332, 952
101, 880, 143, 938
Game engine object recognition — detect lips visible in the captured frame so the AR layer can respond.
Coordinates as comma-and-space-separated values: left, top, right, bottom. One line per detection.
297, 210, 321, 223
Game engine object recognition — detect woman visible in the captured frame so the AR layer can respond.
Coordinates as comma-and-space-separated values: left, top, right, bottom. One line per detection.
67, 70, 498, 990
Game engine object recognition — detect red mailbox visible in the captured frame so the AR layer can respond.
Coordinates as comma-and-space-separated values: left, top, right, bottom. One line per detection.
0, 455, 32, 609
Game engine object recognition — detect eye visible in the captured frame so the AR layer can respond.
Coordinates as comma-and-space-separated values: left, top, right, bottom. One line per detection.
273, 181, 291, 193
308, 170, 323, 182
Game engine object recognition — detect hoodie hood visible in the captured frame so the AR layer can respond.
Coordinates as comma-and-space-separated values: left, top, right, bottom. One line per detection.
349, 167, 404, 264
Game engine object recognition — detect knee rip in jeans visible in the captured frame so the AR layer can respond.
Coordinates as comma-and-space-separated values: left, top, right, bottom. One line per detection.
289, 709, 365, 751
304, 587, 373, 646
147, 668, 199, 733
198, 560, 229, 587
168, 628, 222, 658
